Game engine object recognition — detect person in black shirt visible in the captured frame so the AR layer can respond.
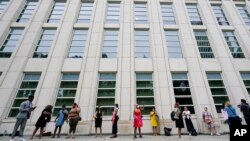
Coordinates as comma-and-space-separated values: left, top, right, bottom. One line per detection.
239, 99, 250, 125
30, 105, 53, 139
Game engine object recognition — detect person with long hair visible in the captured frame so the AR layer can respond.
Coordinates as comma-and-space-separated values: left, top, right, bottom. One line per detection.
182, 106, 195, 135
30, 105, 53, 139
133, 104, 144, 139
66, 103, 81, 139
174, 102, 184, 140
94, 106, 103, 137
202, 107, 220, 136
51, 104, 68, 138
150, 108, 158, 136
110, 104, 119, 138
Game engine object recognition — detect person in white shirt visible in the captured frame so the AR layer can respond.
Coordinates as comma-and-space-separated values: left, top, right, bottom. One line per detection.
182, 106, 195, 135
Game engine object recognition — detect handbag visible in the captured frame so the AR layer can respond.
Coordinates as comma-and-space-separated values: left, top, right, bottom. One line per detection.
77, 116, 82, 121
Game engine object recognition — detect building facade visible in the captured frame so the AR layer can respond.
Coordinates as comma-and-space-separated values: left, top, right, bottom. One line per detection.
0, 0, 250, 135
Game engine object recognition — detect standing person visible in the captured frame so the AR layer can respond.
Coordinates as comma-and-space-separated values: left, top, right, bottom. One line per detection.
202, 107, 220, 136
110, 104, 119, 138
150, 108, 158, 136
221, 103, 229, 124
133, 104, 144, 139
239, 99, 250, 125
51, 104, 68, 138
66, 103, 81, 139
94, 106, 103, 137
224, 101, 242, 131
174, 102, 184, 140
30, 105, 53, 139
182, 106, 195, 135
10, 95, 36, 141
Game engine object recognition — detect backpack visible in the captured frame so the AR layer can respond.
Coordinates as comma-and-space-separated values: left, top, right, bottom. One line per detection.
171, 111, 176, 121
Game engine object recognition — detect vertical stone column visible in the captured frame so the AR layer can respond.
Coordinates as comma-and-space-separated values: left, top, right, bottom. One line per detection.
80, 0, 106, 133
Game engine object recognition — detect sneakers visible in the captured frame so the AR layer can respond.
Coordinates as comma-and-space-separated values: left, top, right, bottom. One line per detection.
210, 133, 214, 136
216, 133, 221, 136
19, 138, 26, 141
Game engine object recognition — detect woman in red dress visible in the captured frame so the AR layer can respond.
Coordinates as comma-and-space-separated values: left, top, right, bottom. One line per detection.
133, 104, 144, 139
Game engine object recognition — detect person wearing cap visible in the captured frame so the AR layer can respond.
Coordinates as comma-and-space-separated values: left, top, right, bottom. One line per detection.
239, 99, 250, 125
10, 95, 36, 141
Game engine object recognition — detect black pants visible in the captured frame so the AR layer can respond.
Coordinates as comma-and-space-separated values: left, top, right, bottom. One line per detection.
185, 118, 195, 133
245, 118, 250, 125
112, 116, 119, 134
228, 117, 242, 132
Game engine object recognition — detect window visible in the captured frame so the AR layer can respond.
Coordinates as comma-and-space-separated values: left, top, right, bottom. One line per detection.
160, 3, 176, 25
102, 29, 119, 58
16, 1, 37, 23
164, 30, 183, 58
68, 29, 88, 58
53, 73, 79, 115
135, 30, 150, 58
8, 73, 41, 117
161, 3, 176, 25
136, 73, 154, 115
186, 4, 203, 25
240, 72, 250, 95
171, 73, 194, 113
33, 29, 56, 58
47, 1, 65, 23
236, 5, 250, 26
206, 73, 229, 113
0, 0, 9, 15
106, 2, 120, 23
96, 73, 116, 115
211, 5, 230, 25
223, 31, 245, 58
0, 28, 24, 58
194, 31, 214, 58
76, 2, 94, 23
134, 3, 148, 24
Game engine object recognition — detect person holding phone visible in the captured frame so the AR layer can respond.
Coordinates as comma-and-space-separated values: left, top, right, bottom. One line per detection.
10, 95, 36, 141
133, 104, 144, 139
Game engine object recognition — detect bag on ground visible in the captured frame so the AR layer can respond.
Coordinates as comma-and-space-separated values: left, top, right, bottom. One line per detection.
164, 127, 172, 136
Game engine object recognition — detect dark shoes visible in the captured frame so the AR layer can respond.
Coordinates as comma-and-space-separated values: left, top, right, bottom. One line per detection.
110, 135, 117, 138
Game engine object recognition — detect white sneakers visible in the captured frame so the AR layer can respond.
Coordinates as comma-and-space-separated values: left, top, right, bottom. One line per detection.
19, 138, 26, 141
9, 138, 26, 141
211, 133, 221, 136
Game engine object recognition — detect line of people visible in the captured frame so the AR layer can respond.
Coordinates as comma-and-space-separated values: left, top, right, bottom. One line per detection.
9, 95, 250, 141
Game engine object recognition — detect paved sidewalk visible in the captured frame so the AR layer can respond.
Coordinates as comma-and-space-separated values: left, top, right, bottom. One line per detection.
0, 134, 229, 141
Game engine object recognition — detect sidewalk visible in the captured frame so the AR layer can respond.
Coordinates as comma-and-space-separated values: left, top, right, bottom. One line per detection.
0, 134, 229, 141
